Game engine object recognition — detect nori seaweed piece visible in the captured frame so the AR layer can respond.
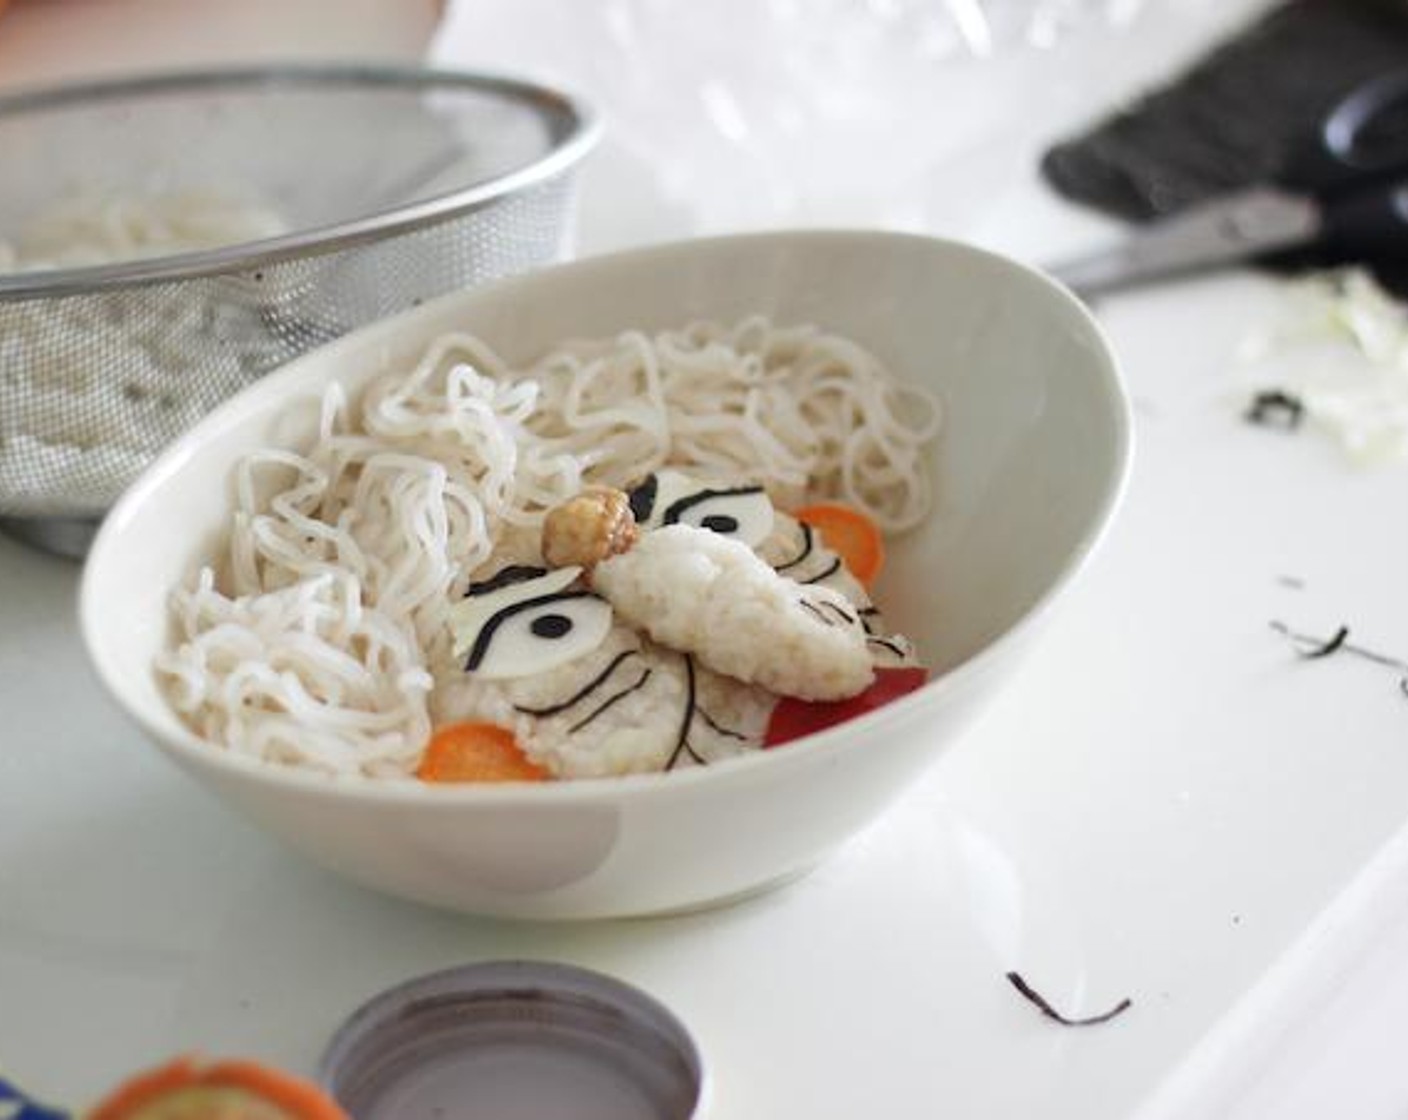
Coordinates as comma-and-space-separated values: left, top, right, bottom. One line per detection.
1245, 389, 1305, 429
1271, 621, 1408, 669
1298, 624, 1350, 658
1005, 971, 1133, 1027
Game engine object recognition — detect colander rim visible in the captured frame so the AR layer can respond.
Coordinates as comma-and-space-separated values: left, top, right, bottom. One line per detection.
0, 62, 602, 301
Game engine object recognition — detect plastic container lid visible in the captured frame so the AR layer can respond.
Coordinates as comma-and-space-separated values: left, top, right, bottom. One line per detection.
318, 961, 706, 1120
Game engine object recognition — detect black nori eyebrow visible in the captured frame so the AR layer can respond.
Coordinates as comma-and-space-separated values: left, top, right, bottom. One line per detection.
802, 556, 843, 584
463, 590, 598, 672
514, 648, 640, 717
662, 485, 766, 526
567, 667, 653, 734
628, 473, 659, 524
1005, 972, 1132, 1027
867, 636, 908, 657
466, 565, 548, 597
774, 522, 814, 573
799, 599, 836, 627
1244, 389, 1304, 429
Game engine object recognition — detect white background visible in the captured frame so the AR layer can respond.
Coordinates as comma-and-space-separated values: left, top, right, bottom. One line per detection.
4, 1, 1408, 1116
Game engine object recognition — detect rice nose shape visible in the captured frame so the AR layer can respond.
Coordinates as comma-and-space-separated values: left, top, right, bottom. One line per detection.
581, 513, 876, 701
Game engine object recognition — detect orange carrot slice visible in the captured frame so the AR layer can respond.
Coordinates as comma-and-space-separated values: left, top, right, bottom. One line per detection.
416, 721, 548, 783
794, 503, 885, 588
89, 1056, 348, 1120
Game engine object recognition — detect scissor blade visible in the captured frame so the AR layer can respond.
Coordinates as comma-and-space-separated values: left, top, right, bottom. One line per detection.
1049, 187, 1324, 298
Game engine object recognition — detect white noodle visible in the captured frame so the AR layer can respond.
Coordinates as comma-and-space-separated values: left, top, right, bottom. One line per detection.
158, 319, 942, 777
0, 190, 289, 513
3, 190, 286, 272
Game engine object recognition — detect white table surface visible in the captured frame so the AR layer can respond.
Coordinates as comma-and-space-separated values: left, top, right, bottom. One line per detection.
5, 2, 1408, 1117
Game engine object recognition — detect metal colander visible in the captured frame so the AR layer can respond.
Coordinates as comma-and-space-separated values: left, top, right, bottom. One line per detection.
0, 65, 599, 554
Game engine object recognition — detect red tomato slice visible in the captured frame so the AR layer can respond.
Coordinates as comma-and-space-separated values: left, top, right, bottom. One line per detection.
763, 667, 928, 747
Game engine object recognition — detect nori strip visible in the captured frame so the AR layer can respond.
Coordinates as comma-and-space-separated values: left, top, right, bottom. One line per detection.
1271, 621, 1408, 674
1298, 624, 1350, 659
665, 655, 705, 770
1245, 390, 1305, 429
515, 649, 641, 717
1005, 971, 1132, 1027
775, 522, 815, 573
866, 636, 910, 658
698, 707, 748, 741
802, 556, 843, 585
566, 667, 653, 733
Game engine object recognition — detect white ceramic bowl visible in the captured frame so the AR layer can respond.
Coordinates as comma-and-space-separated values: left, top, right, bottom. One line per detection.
80, 230, 1130, 920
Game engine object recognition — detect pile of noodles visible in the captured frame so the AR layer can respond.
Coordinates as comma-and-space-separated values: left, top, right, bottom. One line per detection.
0, 189, 286, 272
0, 190, 289, 513
156, 318, 942, 776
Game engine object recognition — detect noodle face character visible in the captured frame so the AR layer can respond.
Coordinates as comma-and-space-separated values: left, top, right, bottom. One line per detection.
157, 319, 942, 783
591, 523, 875, 701
449, 565, 613, 680
623, 471, 921, 671
539, 475, 904, 701
435, 476, 928, 781
439, 564, 770, 778
627, 470, 776, 547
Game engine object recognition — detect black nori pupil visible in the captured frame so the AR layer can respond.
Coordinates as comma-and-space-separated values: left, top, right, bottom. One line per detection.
531, 614, 574, 639
700, 514, 739, 533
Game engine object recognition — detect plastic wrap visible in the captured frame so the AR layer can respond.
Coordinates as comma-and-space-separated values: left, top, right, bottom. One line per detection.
432, 0, 1234, 251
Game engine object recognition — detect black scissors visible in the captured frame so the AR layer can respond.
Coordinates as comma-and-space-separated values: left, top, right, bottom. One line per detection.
1050, 70, 1408, 298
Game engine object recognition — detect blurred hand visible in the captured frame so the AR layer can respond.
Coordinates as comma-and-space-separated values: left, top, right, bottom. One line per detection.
0, 0, 443, 90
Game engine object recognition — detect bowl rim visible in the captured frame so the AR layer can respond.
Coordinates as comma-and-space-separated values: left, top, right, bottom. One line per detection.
79, 227, 1133, 808
0, 62, 602, 301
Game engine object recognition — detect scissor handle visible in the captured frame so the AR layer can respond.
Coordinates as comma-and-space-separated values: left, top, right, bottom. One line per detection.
1326, 71, 1408, 174
1307, 70, 1408, 258
1281, 70, 1408, 196
1321, 181, 1408, 257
